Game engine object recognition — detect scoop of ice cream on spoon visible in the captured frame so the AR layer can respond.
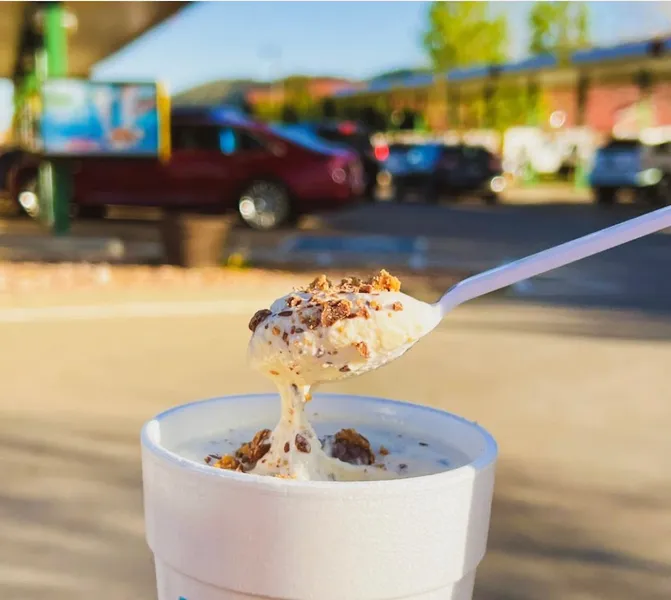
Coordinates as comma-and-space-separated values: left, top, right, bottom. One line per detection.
248, 270, 441, 387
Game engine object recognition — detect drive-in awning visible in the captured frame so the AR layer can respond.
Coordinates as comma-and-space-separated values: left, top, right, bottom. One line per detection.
0, 1, 190, 79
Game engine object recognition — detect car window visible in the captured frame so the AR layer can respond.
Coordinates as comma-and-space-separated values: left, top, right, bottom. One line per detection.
602, 139, 641, 151
218, 127, 267, 155
171, 125, 220, 151
269, 124, 341, 154
461, 146, 490, 164
651, 142, 671, 156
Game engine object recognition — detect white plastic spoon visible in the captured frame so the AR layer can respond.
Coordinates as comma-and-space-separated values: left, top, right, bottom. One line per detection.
436, 205, 671, 315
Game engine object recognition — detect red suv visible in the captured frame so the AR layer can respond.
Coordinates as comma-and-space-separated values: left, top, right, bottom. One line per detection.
12, 107, 365, 230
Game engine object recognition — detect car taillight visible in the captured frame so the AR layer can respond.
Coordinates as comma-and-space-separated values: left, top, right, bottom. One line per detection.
373, 144, 389, 162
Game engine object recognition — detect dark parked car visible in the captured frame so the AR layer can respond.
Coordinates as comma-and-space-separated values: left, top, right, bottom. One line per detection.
11, 107, 365, 230
378, 143, 505, 204
291, 120, 386, 198
589, 138, 671, 206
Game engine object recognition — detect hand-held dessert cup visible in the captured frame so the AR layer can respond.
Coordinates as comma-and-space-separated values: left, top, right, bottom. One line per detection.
141, 393, 498, 600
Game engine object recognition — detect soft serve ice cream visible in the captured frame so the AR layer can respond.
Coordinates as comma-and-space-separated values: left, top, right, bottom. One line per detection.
209, 270, 441, 481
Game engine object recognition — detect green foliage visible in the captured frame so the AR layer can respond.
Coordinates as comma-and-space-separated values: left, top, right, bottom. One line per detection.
421, 2, 509, 71
528, 2, 590, 57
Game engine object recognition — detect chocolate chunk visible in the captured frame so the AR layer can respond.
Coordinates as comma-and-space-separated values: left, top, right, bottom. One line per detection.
248, 309, 272, 332
235, 428, 271, 468
326, 428, 375, 465
284, 441, 290, 453
321, 299, 353, 327
339, 365, 351, 372
287, 295, 303, 307
295, 434, 311, 453
278, 310, 293, 317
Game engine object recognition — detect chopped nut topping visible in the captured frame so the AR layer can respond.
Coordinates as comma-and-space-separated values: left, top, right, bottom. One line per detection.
295, 433, 311, 453
248, 309, 272, 332
270, 370, 279, 375
368, 269, 401, 292
212, 454, 242, 471
339, 365, 351, 372
379, 445, 390, 456
369, 300, 382, 311
307, 274, 331, 292
353, 341, 370, 357
284, 441, 290, 453
391, 301, 403, 311
272, 326, 281, 336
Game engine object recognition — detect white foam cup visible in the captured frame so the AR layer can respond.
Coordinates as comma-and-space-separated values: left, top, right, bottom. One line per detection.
141, 394, 498, 600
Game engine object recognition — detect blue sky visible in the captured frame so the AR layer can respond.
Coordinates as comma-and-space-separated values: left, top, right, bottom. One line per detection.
2, 1, 670, 132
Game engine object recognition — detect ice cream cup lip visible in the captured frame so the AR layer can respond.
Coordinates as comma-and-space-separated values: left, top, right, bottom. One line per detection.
141, 393, 498, 494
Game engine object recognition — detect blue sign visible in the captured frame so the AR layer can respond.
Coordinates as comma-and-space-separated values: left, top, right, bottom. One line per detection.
41, 79, 163, 157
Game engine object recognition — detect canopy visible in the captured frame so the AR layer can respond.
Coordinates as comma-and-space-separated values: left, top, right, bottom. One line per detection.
0, 1, 190, 79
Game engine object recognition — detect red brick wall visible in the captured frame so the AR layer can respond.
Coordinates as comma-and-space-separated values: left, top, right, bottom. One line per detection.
542, 80, 671, 133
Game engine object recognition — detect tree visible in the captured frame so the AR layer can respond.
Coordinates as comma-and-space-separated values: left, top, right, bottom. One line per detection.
421, 2, 509, 72
528, 2, 590, 57
321, 98, 337, 119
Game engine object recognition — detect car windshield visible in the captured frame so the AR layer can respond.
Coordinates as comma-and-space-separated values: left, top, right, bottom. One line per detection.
269, 124, 341, 154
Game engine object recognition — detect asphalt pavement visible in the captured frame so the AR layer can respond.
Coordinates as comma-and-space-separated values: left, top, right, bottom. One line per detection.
1, 193, 671, 600
1, 274, 671, 600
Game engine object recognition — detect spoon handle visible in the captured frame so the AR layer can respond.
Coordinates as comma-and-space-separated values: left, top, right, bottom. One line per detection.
438, 205, 671, 313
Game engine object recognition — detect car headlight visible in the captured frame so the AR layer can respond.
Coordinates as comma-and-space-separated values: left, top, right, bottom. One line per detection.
637, 168, 663, 186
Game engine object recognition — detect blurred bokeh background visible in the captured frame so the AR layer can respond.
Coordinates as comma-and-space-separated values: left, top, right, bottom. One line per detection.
1, 2, 670, 599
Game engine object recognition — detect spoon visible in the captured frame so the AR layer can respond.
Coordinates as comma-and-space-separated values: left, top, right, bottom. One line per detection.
436, 205, 671, 315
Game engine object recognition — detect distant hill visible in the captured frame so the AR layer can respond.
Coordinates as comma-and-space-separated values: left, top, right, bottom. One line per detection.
173, 75, 355, 107
172, 79, 265, 106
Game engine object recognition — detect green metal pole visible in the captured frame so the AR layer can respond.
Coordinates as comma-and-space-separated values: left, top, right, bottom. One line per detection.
43, 1, 71, 235
523, 79, 539, 187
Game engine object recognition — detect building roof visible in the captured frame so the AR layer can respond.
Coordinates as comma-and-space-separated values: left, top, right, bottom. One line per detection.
332, 35, 671, 98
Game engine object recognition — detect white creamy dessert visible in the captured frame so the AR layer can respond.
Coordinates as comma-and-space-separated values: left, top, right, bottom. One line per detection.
210, 270, 441, 481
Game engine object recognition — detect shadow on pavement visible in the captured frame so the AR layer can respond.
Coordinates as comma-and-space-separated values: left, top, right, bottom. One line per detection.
2, 414, 670, 600
477, 465, 671, 600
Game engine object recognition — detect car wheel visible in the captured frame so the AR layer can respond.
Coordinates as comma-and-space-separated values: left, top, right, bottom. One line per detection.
238, 180, 293, 230
595, 187, 616, 206
655, 175, 671, 206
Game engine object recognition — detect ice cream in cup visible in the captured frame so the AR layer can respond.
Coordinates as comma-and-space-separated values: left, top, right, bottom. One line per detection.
141, 271, 498, 600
